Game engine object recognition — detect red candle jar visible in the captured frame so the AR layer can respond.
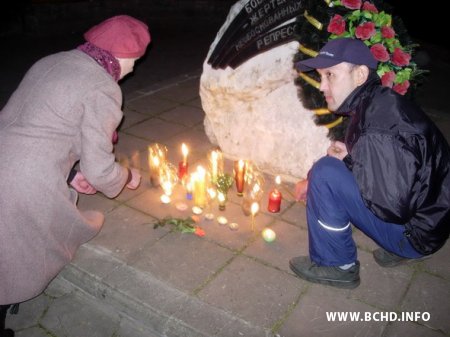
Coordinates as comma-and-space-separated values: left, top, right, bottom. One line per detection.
268, 188, 282, 213
178, 161, 188, 180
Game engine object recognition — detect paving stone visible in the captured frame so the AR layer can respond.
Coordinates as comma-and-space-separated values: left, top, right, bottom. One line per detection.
158, 105, 205, 128
77, 193, 120, 214
244, 220, 309, 274
125, 117, 187, 143
89, 205, 169, 262
126, 186, 195, 220
117, 318, 161, 337
162, 126, 217, 157
280, 201, 307, 230
126, 95, 181, 116
120, 107, 152, 130
114, 133, 152, 165
400, 272, 450, 334
349, 250, 414, 310
65, 244, 123, 282
383, 321, 447, 337
15, 327, 49, 337
185, 96, 202, 108
41, 291, 120, 337
198, 201, 273, 251
198, 255, 305, 329
154, 78, 201, 103
421, 241, 450, 281
130, 232, 234, 292
8, 294, 50, 331
279, 284, 387, 337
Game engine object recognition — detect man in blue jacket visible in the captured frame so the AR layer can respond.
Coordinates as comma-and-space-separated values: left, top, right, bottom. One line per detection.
291, 38, 450, 289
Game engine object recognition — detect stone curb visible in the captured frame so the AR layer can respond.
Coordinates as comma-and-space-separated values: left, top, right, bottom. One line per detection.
58, 244, 274, 337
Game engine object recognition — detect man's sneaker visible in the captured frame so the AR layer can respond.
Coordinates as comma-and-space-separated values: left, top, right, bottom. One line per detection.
289, 256, 360, 289
372, 248, 409, 267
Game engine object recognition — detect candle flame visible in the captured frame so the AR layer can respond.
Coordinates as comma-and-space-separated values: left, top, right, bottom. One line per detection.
238, 159, 245, 170
251, 202, 259, 215
275, 175, 281, 185
181, 143, 189, 162
211, 150, 218, 161
152, 156, 160, 166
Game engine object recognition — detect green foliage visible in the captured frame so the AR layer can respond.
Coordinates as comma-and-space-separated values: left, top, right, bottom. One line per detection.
215, 173, 234, 193
153, 216, 196, 233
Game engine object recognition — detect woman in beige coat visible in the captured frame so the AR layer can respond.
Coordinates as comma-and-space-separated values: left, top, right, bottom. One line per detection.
0, 15, 150, 335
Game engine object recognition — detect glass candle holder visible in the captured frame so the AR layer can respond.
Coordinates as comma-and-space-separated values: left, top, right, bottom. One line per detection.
217, 191, 227, 211
242, 169, 265, 216
159, 162, 178, 203
148, 143, 168, 187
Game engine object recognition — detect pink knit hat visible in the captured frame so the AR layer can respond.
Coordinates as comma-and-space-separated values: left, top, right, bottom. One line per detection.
84, 15, 151, 58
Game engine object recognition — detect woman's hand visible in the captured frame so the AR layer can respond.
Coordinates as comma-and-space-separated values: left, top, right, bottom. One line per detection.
70, 171, 97, 194
327, 141, 348, 160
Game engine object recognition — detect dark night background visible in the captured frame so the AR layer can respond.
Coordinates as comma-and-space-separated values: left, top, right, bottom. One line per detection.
0, 0, 448, 111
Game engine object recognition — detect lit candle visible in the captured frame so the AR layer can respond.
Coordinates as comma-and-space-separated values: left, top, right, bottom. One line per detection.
209, 149, 223, 184
178, 143, 189, 179
234, 159, 246, 196
149, 155, 160, 186
193, 166, 207, 208
250, 201, 259, 231
268, 176, 282, 213
262, 228, 276, 242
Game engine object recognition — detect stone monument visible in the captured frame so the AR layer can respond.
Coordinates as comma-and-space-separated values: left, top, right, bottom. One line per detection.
200, 0, 330, 180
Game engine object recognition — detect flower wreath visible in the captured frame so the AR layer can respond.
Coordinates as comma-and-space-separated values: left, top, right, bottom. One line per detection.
294, 0, 423, 140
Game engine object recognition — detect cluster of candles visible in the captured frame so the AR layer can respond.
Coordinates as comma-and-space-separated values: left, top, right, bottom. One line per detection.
147, 142, 283, 235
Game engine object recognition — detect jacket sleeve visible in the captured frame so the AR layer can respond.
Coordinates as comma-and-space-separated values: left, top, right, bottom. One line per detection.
79, 84, 128, 198
350, 130, 422, 224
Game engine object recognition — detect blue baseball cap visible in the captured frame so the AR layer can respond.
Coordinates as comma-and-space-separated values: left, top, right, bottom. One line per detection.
296, 38, 377, 72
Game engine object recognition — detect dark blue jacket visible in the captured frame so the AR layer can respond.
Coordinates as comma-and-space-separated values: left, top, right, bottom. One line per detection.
337, 74, 450, 255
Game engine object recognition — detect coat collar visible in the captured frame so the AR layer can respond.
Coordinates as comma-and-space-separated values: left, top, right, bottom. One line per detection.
334, 72, 380, 116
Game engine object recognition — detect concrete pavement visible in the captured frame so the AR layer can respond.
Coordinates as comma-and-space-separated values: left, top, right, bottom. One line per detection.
1, 14, 450, 337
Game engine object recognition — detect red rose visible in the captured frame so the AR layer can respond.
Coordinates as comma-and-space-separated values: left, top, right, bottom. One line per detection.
370, 43, 390, 62
342, 0, 362, 9
194, 226, 205, 237
327, 14, 346, 35
392, 80, 410, 95
391, 48, 411, 66
381, 26, 395, 39
381, 71, 395, 88
355, 22, 376, 40
362, 1, 378, 13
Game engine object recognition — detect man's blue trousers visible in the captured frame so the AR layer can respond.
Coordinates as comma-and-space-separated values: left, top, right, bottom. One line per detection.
306, 156, 422, 266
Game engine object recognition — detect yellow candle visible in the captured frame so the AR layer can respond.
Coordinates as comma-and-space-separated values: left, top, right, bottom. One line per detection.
193, 166, 207, 208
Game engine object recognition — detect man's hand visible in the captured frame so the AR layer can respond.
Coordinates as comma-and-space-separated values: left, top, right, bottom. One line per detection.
295, 179, 308, 202
70, 171, 97, 194
126, 168, 141, 190
327, 141, 348, 160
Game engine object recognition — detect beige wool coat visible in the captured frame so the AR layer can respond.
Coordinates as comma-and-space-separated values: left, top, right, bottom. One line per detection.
0, 50, 129, 304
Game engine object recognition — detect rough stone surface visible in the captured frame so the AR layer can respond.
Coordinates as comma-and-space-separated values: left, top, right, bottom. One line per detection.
200, 0, 330, 179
